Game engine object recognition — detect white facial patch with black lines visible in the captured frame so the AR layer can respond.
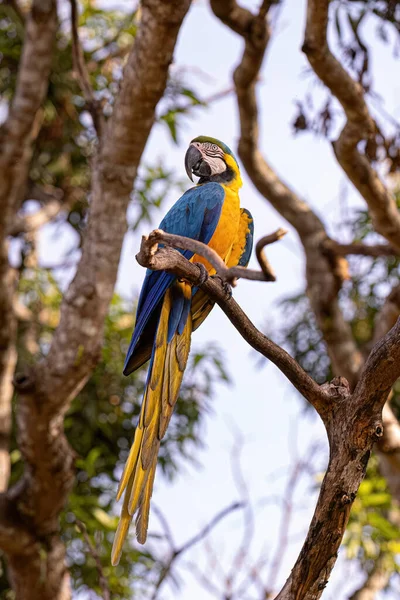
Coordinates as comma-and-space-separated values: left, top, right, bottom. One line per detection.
201, 142, 226, 175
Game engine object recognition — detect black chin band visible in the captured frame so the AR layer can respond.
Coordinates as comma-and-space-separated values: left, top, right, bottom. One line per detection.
198, 166, 235, 185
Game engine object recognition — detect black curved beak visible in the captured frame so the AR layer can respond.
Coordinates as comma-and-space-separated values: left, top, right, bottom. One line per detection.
184, 144, 203, 182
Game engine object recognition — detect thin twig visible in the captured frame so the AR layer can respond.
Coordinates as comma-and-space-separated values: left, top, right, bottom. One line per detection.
256, 228, 288, 281
152, 504, 176, 548
69, 0, 104, 136
75, 519, 110, 600
151, 501, 244, 599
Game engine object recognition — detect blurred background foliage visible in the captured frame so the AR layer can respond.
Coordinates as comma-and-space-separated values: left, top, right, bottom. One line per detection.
0, 1, 228, 598
0, 0, 400, 598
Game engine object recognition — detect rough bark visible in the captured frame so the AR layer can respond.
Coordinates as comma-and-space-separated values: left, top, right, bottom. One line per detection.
137, 231, 400, 600
0, 0, 58, 495
210, 0, 364, 391
210, 0, 400, 596
0, 1, 191, 598
373, 286, 400, 501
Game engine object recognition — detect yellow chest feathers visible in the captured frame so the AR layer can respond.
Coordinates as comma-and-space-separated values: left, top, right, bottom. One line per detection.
192, 184, 241, 271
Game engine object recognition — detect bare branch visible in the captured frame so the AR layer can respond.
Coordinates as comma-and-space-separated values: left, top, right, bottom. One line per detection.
255, 228, 288, 281
8, 199, 68, 236
69, 0, 104, 136
303, 0, 400, 253
373, 284, 400, 344
210, 0, 364, 389
0, 0, 58, 227
138, 227, 287, 284
371, 285, 400, 502
151, 502, 244, 599
323, 240, 398, 258
136, 232, 329, 417
353, 318, 400, 416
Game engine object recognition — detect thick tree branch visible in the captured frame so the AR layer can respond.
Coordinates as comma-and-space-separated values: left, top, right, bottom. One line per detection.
370, 284, 400, 502
209, 3, 400, 596
0, 0, 58, 229
1, 2, 192, 598
303, 0, 400, 253
210, 0, 364, 390
136, 229, 400, 600
353, 318, 400, 415
0, 0, 58, 545
0, 0, 58, 498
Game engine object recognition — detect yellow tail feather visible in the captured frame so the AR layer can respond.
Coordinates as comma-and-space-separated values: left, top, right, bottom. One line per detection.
112, 284, 192, 564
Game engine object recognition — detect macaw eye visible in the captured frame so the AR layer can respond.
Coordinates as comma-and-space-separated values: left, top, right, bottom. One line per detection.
211, 144, 219, 151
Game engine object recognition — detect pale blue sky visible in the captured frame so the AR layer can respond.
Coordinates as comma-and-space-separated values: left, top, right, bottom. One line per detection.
37, 0, 400, 598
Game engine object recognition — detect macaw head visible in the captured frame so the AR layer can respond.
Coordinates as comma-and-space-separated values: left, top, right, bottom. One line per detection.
184, 136, 242, 188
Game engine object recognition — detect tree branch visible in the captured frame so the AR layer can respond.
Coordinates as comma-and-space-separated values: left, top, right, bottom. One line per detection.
322, 240, 398, 258
136, 231, 329, 417
0, 0, 58, 229
370, 284, 400, 503
303, 0, 400, 253
151, 501, 245, 599
8, 199, 69, 236
69, 0, 104, 137
0, 0, 58, 539
210, 0, 364, 389
136, 228, 400, 600
1, 2, 192, 597
140, 227, 287, 284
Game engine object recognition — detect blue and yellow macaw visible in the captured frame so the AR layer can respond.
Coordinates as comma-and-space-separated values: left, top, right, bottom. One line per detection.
111, 136, 253, 565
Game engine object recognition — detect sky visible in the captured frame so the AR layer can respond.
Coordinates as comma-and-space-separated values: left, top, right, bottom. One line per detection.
36, 0, 400, 598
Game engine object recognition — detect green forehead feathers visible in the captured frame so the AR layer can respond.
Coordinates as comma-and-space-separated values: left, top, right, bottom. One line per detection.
190, 136, 238, 165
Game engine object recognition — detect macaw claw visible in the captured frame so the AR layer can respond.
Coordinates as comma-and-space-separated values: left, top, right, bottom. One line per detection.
194, 262, 209, 285
211, 274, 232, 298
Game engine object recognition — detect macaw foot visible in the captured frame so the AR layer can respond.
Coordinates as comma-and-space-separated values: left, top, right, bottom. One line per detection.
211, 274, 233, 298
194, 262, 209, 285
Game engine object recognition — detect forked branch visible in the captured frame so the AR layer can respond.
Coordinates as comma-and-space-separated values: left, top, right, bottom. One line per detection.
136, 228, 328, 415
138, 227, 287, 284
137, 227, 400, 600
303, 0, 400, 253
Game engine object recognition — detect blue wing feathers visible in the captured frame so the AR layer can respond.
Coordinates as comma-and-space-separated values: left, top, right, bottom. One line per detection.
124, 183, 225, 374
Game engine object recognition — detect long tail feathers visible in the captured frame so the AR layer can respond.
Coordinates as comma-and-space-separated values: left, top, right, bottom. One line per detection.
111, 285, 192, 566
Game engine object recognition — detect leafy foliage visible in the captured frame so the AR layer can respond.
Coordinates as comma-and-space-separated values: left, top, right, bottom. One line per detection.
0, 3, 223, 598
5, 263, 229, 599
345, 455, 400, 577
